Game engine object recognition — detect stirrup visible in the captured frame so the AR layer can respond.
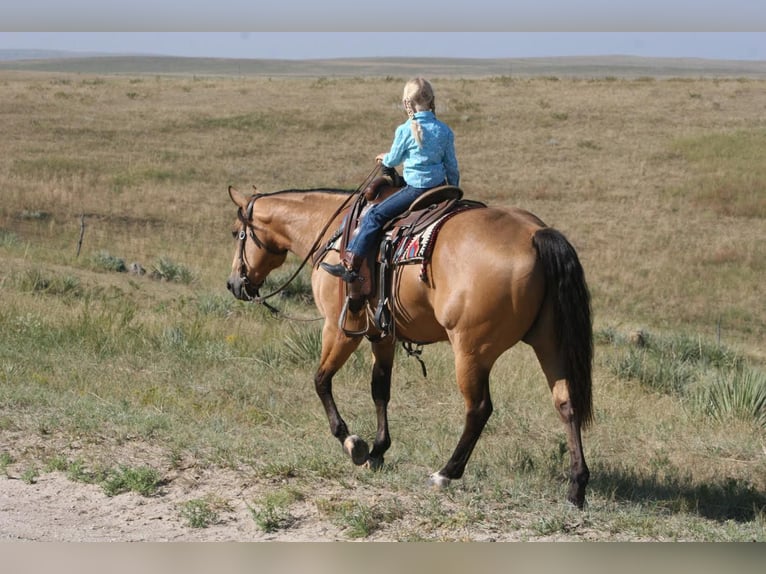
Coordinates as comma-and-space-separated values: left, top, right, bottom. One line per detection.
339, 297, 369, 336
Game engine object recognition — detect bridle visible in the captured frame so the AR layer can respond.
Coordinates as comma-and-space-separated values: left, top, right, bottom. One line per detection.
234, 193, 288, 304
234, 163, 381, 315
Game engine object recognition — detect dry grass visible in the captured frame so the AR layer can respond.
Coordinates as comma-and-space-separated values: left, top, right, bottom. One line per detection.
1, 67, 764, 540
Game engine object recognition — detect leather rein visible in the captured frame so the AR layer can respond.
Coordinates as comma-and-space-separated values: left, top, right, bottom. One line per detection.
234, 165, 381, 316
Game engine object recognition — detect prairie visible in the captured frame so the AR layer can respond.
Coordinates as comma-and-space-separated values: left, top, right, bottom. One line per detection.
0, 61, 764, 541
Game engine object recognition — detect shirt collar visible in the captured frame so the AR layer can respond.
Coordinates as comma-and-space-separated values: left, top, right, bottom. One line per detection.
412, 110, 434, 121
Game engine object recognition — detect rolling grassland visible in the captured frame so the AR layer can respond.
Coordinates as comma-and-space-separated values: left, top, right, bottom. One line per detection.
0, 62, 764, 540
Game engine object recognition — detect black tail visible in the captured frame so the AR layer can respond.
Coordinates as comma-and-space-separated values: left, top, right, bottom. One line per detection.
533, 227, 593, 428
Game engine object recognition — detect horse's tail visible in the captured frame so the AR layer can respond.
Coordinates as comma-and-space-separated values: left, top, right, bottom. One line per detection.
532, 227, 593, 428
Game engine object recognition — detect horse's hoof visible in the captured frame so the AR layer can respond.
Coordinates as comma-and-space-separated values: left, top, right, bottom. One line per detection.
567, 493, 586, 510
364, 456, 384, 471
343, 435, 370, 466
428, 472, 451, 489
567, 484, 587, 509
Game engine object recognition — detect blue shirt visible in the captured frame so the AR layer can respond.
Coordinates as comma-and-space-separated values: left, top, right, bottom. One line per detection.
381, 111, 460, 188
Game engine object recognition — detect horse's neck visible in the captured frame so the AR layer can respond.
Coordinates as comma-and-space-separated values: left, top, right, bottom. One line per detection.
264, 190, 347, 258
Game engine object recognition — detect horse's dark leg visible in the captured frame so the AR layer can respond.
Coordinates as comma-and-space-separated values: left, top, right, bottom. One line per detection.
314, 326, 368, 465
552, 379, 590, 508
367, 338, 396, 468
430, 354, 493, 487
530, 336, 590, 509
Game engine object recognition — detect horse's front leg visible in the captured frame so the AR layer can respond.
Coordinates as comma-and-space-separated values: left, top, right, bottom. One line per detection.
367, 338, 396, 469
313, 323, 368, 465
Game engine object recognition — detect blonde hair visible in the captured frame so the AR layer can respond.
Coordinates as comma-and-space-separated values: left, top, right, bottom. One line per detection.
402, 77, 435, 148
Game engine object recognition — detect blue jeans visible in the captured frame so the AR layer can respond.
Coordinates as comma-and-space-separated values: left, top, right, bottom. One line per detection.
347, 185, 427, 258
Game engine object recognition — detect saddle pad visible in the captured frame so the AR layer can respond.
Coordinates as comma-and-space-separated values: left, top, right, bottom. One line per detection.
391, 219, 438, 264
323, 225, 431, 264
325, 208, 457, 266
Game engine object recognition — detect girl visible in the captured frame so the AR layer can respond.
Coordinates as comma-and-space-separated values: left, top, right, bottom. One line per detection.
322, 77, 460, 283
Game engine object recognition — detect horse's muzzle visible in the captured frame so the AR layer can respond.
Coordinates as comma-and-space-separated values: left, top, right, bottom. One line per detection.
226, 274, 258, 301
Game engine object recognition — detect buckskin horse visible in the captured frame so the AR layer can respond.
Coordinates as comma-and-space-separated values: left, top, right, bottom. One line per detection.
225, 180, 593, 508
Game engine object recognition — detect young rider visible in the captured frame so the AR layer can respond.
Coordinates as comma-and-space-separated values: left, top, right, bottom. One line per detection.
321, 77, 460, 283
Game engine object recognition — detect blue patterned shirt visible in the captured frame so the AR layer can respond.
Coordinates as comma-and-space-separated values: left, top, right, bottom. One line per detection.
381, 111, 460, 188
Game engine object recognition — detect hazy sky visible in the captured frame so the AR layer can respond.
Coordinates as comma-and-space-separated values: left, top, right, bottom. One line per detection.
0, 32, 764, 61
2, 1, 766, 31
2, 1, 766, 49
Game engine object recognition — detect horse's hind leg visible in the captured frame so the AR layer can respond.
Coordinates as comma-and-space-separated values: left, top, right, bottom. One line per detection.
529, 336, 590, 508
429, 352, 493, 487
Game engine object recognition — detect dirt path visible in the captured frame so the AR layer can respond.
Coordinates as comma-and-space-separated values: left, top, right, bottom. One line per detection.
0, 469, 352, 542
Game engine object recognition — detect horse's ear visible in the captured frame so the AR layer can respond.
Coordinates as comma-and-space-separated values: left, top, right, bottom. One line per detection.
228, 185, 249, 209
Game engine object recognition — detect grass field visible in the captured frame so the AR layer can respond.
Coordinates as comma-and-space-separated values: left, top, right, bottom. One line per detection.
0, 60, 764, 540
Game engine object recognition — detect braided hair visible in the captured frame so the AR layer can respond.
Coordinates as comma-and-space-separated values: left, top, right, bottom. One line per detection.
402, 78, 435, 148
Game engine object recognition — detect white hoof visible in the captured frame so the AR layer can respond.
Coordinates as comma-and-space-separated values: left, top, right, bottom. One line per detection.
343, 435, 369, 466
428, 472, 451, 489
364, 457, 384, 471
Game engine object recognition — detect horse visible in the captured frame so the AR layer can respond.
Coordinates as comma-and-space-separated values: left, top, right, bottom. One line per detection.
225, 182, 593, 508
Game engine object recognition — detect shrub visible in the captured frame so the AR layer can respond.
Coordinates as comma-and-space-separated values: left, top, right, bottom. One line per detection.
150, 257, 195, 284
697, 369, 766, 428
92, 250, 127, 273
101, 465, 163, 497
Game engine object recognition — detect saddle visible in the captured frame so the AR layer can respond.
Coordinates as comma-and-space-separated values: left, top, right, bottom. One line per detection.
315, 176, 485, 336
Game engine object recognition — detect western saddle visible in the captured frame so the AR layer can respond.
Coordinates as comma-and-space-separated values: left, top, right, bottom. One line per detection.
314, 175, 485, 337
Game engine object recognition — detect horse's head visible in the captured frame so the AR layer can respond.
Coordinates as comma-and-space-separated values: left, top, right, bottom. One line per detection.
226, 186, 288, 301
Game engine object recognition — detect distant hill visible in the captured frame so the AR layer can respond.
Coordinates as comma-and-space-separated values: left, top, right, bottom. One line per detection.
0, 49, 121, 61
1, 51, 765, 78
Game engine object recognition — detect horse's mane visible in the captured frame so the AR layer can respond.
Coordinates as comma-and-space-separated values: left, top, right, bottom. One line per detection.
269, 187, 355, 197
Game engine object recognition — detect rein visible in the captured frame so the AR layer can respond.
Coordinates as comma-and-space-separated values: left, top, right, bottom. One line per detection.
236, 164, 382, 317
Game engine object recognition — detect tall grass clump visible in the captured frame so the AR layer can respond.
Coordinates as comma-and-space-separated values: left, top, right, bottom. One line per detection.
179, 496, 231, 528
0, 229, 22, 248
14, 269, 82, 298
248, 487, 303, 533
101, 465, 163, 497
602, 328, 765, 428
150, 257, 195, 284
606, 330, 742, 394
283, 325, 323, 365
697, 369, 766, 428
91, 250, 127, 273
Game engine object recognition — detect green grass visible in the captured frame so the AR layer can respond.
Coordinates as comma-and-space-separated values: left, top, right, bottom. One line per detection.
179, 496, 231, 528
248, 487, 304, 533
698, 369, 766, 427
0, 452, 14, 475
91, 250, 127, 272
600, 328, 765, 427
101, 465, 163, 497
316, 498, 404, 539
149, 257, 196, 284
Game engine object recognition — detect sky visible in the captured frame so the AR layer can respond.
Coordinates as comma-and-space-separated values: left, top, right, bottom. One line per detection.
2, 1, 766, 32
1, 1, 765, 61
0, 32, 764, 61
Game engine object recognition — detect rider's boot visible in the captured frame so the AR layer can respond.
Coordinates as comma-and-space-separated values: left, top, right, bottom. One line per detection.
320, 251, 362, 283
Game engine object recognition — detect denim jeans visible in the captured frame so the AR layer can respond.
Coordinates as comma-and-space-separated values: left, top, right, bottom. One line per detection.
347, 184, 428, 258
